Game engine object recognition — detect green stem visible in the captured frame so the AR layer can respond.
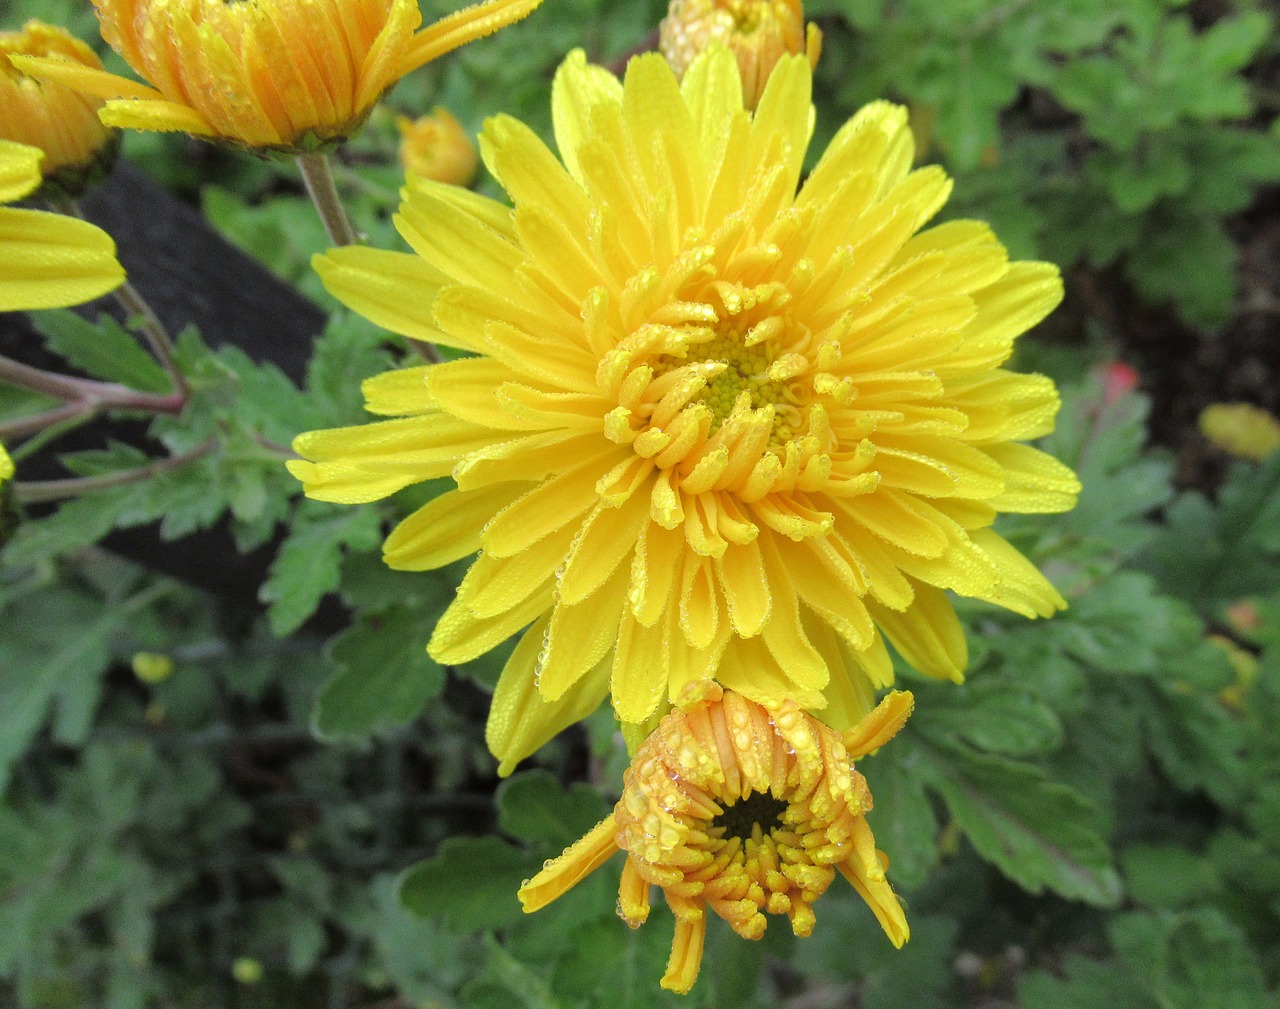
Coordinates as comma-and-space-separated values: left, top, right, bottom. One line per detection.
12, 438, 216, 504
296, 151, 358, 247
0, 353, 184, 414
112, 279, 189, 397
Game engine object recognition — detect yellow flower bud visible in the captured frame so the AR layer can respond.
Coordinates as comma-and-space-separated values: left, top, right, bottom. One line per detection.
13, 0, 544, 155
659, 0, 821, 109
0, 21, 118, 195
396, 108, 478, 187
1199, 402, 1280, 461
0, 443, 12, 485
231, 958, 264, 986
132, 651, 175, 684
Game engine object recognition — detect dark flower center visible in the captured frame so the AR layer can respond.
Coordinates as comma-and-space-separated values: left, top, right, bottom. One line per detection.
712, 790, 789, 841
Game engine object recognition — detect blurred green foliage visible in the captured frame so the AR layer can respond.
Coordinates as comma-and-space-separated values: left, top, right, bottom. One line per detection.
3, 0, 1280, 1006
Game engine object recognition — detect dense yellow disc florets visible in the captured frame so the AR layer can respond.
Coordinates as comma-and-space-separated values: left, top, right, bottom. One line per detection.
519, 685, 914, 994
13, 0, 543, 152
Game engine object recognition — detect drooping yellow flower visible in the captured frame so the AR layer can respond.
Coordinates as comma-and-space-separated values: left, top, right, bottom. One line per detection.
13, 0, 544, 153
0, 21, 118, 193
660, 0, 821, 109
1199, 402, 1280, 461
0, 140, 125, 311
520, 684, 913, 994
291, 48, 1079, 768
397, 108, 478, 187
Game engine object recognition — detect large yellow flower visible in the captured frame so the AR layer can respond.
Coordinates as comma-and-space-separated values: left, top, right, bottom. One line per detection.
291, 48, 1079, 768
520, 684, 914, 994
0, 140, 125, 311
13, 0, 543, 152
1, 21, 118, 191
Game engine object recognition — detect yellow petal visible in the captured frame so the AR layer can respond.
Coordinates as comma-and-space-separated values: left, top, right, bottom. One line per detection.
399, 0, 544, 76
0, 207, 125, 311
866, 583, 967, 682
487, 614, 611, 774
314, 248, 461, 349
383, 483, 525, 570
518, 813, 618, 912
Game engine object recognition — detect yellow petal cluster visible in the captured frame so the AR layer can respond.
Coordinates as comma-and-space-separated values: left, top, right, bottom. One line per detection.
397, 108, 478, 187
13, 0, 543, 153
520, 685, 913, 993
660, 0, 821, 109
0, 140, 125, 311
0, 21, 117, 191
290, 48, 1079, 768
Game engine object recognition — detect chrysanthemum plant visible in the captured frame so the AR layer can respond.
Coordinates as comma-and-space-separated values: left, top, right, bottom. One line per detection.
6, 0, 1221, 1001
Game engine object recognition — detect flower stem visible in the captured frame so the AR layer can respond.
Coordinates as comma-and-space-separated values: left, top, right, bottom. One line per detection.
297, 151, 358, 247
12, 438, 216, 505
48, 196, 189, 398
112, 279, 189, 397
0, 353, 185, 414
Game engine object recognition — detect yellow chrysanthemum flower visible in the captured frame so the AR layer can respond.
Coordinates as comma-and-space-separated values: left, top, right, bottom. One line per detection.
660, 0, 821, 110
291, 48, 1079, 768
12, 0, 543, 153
520, 684, 913, 994
0, 140, 125, 311
1, 21, 118, 193
397, 108, 478, 187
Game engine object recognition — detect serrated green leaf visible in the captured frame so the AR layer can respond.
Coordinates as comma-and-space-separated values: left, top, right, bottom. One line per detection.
1110, 908, 1273, 1009
496, 771, 610, 849
917, 741, 1122, 905
912, 680, 1064, 757
399, 837, 539, 933
1020, 954, 1162, 1009
259, 500, 381, 636
315, 600, 448, 738
29, 309, 171, 393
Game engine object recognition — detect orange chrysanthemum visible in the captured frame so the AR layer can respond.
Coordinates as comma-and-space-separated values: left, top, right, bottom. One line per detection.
397, 107, 478, 187
520, 684, 913, 994
290, 48, 1079, 770
0, 21, 117, 192
13, 0, 542, 152
660, 0, 821, 109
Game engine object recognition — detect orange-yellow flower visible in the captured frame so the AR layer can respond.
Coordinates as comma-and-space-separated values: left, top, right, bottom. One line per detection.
0, 21, 117, 192
660, 0, 821, 109
397, 108, 478, 187
0, 140, 125, 310
291, 48, 1078, 770
520, 685, 914, 994
13, 0, 543, 152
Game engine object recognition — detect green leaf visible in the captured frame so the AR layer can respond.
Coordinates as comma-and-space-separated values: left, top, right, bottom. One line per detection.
862, 737, 939, 889
29, 309, 171, 393
917, 741, 1122, 905
1120, 844, 1220, 909
0, 587, 125, 790
496, 771, 610, 849
314, 600, 449, 738
399, 836, 540, 933
1109, 908, 1273, 1009
911, 680, 1064, 757
258, 499, 382, 636
1021, 954, 1162, 1009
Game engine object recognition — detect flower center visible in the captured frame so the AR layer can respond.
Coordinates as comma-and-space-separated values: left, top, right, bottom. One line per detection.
711, 790, 788, 842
